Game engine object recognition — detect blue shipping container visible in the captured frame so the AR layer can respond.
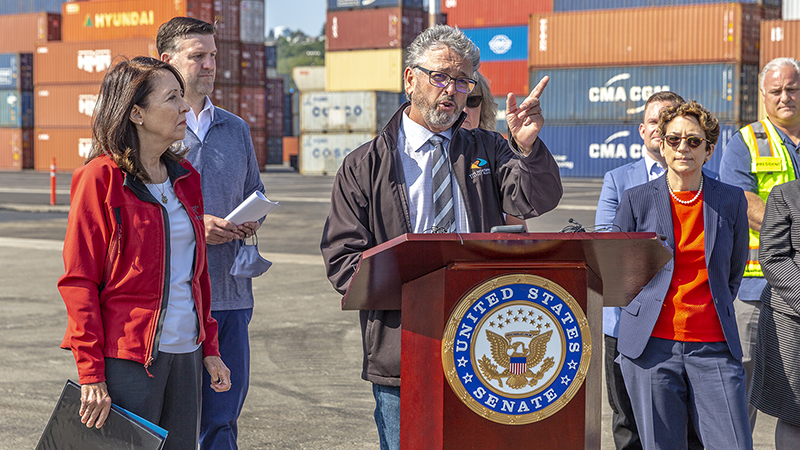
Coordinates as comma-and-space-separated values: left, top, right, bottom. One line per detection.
529, 64, 758, 124
0, 54, 32, 92
537, 123, 739, 178
462, 26, 528, 62
327, 0, 423, 10
553, 0, 781, 11
265, 45, 277, 69
0, 0, 67, 14
0, 90, 33, 127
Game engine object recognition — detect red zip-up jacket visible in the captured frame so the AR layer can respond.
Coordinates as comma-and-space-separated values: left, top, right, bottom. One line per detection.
58, 155, 220, 385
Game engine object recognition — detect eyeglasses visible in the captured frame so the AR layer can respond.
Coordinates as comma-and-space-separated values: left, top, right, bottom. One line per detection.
466, 95, 482, 108
663, 135, 710, 149
414, 66, 477, 94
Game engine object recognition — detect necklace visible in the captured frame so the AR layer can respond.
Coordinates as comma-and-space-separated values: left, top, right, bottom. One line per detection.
666, 175, 703, 205
153, 179, 168, 204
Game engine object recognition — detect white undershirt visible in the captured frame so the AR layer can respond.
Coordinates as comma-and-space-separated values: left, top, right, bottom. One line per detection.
146, 178, 200, 354
186, 96, 215, 142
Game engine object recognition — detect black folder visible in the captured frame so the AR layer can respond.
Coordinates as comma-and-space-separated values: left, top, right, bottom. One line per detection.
36, 380, 167, 450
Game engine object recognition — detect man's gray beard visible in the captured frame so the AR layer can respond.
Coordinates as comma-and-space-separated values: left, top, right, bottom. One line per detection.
415, 96, 460, 129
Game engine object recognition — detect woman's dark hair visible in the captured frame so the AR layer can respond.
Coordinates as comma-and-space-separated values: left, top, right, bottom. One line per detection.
657, 100, 720, 145
87, 56, 187, 182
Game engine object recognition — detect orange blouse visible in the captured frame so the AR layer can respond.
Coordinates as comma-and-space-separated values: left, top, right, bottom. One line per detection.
651, 190, 725, 343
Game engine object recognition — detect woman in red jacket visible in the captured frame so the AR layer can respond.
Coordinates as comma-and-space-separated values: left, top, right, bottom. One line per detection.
58, 57, 230, 450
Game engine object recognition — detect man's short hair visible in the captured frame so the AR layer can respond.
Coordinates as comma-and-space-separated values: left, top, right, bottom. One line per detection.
760, 57, 800, 93
156, 17, 216, 56
643, 91, 685, 120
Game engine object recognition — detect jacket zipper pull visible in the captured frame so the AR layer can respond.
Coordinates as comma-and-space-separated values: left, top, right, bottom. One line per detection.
144, 356, 155, 378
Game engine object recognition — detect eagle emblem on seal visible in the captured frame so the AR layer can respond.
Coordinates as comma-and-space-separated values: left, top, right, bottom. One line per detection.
478, 329, 555, 389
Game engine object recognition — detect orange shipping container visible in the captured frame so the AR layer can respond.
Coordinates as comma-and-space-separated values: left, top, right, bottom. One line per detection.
35, 84, 102, 128
0, 128, 33, 171
529, 3, 777, 68
62, 0, 186, 42
35, 38, 157, 85
760, 20, 800, 68
443, 0, 553, 28
34, 127, 93, 171
282, 136, 298, 164
0, 13, 60, 53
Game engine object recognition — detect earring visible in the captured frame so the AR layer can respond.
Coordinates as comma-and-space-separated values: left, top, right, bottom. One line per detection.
139, 121, 143, 125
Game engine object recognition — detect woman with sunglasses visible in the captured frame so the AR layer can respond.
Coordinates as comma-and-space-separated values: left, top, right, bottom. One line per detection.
613, 100, 752, 449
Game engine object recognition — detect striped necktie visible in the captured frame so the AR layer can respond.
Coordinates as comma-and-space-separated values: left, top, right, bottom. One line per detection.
430, 135, 455, 232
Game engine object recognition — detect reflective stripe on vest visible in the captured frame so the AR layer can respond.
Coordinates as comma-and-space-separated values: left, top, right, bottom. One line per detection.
741, 119, 796, 277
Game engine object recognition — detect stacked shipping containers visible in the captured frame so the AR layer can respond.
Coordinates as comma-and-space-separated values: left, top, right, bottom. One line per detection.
525, 1, 780, 178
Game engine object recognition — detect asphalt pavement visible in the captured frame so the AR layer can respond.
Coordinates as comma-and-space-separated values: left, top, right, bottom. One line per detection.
0, 168, 776, 449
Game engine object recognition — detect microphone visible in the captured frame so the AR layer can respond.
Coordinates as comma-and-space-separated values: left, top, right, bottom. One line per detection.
559, 218, 586, 233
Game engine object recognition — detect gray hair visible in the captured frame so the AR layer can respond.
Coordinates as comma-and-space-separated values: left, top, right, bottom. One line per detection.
405, 25, 480, 100
760, 57, 800, 93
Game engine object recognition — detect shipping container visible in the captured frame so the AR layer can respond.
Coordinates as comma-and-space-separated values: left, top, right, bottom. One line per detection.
529, 3, 777, 68
240, 0, 264, 44
266, 106, 283, 136
283, 135, 298, 164
213, 0, 240, 42
761, 20, 800, 68
292, 66, 325, 92
34, 127, 92, 171
326, 7, 426, 51
215, 41, 240, 85
536, 123, 739, 178
240, 43, 265, 86
326, 49, 405, 92
187, 0, 214, 24
0, 0, 69, 15
240, 86, 265, 129
0, 13, 60, 53
553, 0, 781, 12
0, 54, 33, 92
0, 90, 33, 127
266, 136, 282, 165
35, 84, 100, 128
0, 128, 33, 171
34, 39, 157, 85
479, 60, 529, 97
529, 64, 759, 124
251, 126, 266, 170
462, 26, 527, 62
328, 0, 423, 10
300, 91, 404, 133
211, 84, 239, 115
283, 93, 293, 136
300, 132, 373, 175
266, 77, 284, 105
786, 1, 800, 20
442, 0, 553, 28
265, 44, 277, 68
62, 0, 185, 42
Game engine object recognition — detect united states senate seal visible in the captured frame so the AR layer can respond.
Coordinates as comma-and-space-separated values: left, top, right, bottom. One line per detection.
442, 274, 591, 425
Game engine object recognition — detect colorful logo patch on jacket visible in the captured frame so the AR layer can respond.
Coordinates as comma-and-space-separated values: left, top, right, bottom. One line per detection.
470, 158, 491, 180
471, 158, 488, 169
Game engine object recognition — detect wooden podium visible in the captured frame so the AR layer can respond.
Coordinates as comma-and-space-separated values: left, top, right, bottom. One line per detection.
342, 232, 671, 450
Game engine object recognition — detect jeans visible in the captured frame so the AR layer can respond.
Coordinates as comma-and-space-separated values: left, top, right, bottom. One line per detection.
372, 383, 400, 450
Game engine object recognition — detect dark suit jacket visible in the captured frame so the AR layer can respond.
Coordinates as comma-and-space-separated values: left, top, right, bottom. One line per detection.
759, 180, 800, 319
613, 174, 749, 360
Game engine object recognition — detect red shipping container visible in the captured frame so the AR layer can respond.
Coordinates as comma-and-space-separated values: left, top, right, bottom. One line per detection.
479, 60, 528, 97
211, 84, 240, 116
213, 0, 240, 42
0, 13, 60, 53
326, 7, 426, 51
215, 41, 240, 85
62, 0, 186, 42
240, 86, 266, 129
530, 3, 776, 68
34, 38, 158, 85
240, 43, 265, 86
0, 128, 33, 171
442, 0, 553, 28
265, 77, 284, 107
187, 0, 214, 24
761, 19, 800, 68
265, 106, 283, 137
250, 127, 266, 171
35, 84, 102, 128
34, 127, 93, 171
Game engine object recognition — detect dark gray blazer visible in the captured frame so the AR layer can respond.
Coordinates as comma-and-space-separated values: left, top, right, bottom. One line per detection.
759, 180, 800, 319
613, 174, 749, 360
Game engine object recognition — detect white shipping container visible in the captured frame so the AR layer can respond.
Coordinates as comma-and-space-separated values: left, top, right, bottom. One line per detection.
300, 132, 373, 175
240, 0, 265, 44
292, 66, 325, 92
300, 91, 403, 133
785, 0, 800, 19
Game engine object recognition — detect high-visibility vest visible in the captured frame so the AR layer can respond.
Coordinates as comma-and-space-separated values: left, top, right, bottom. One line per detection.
740, 119, 796, 277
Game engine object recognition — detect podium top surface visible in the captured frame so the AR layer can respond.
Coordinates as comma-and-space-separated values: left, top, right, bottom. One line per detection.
341, 232, 671, 311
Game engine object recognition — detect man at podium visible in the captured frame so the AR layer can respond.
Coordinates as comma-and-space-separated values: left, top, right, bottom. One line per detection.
320, 24, 563, 450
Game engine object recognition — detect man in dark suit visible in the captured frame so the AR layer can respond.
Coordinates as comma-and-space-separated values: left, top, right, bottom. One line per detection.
595, 91, 700, 450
